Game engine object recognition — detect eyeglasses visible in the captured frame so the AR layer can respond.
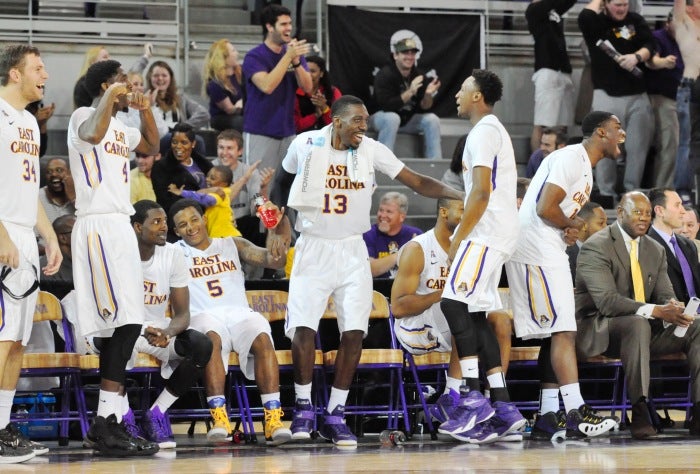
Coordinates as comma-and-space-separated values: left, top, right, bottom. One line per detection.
0, 261, 39, 300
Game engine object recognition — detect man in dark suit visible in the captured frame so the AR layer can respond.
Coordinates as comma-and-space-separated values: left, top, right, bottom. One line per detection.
647, 188, 700, 304
575, 191, 700, 439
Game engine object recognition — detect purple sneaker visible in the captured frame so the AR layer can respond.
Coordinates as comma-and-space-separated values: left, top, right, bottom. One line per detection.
429, 389, 460, 423
290, 399, 315, 440
437, 390, 494, 435
451, 418, 499, 444
122, 408, 144, 439
318, 406, 357, 447
488, 401, 527, 440
141, 406, 176, 449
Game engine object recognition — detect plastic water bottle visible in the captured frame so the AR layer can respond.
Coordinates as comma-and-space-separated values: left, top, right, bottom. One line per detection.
379, 430, 406, 446
675, 297, 700, 337
16, 404, 29, 437
253, 194, 279, 229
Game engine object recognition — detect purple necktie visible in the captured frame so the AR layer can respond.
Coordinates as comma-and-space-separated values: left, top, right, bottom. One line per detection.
671, 235, 696, 298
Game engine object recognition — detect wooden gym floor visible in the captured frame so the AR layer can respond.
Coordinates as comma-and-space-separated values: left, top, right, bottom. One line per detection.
6, 427, 700, 473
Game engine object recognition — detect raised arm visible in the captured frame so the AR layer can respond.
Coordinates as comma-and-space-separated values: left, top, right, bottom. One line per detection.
77, 82, 127, 144
250, 40, 312, 95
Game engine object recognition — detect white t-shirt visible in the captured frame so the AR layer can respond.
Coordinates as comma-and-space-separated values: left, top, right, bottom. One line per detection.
67, 107, 141, 217
459, 114, 519, 254
141, 243, 189, 326
0, 97, 40, 228
177, 237, 248, 320
512, 143, 592, 266
282, 134, 405, 239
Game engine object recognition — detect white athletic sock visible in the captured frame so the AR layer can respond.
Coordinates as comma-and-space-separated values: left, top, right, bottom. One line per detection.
0, 389, 16, 428
294, 383, 313, 402
486, 372, 506, 389
97, 390, 119, 420
444, 375, 462, 394
327, 387, 350, 415
539, 388, 560, 415
459, 358, 479, 380
151, 389, 179, 413
560, 383, 586, 413
261, 392, 281, 407
120, 393, 130, 417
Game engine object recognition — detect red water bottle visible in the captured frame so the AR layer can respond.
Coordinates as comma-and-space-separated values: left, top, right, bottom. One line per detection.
254, 194, 279, 229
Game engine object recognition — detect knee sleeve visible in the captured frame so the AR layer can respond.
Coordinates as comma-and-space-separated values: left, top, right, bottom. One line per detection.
441, 299, 477, 358
473, 313, 501, 372
174, 329, 214, 368
167, 359, 201, 398
537, 337, 558, 385
99, 324, 142, 383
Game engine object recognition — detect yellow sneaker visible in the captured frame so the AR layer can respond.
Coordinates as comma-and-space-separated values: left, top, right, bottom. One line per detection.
207, 406, 232, 442
264, 401, 292, 446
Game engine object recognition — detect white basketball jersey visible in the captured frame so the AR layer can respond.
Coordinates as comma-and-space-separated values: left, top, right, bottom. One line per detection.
512, 144, 592, 266
0, 97, 40, 228
460, 114, 519, 254
177, 237, 248, 319
68, 107, 141, 217
141, 243, 190, 326
401, 229, 449, 307
282, 131, 405, 239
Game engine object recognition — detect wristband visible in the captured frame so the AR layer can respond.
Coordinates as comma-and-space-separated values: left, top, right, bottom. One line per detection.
291, 61, 301, 68
635, 53, 642, 64
322, 106, 330, 114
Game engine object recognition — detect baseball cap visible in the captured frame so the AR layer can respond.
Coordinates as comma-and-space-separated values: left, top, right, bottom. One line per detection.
394, 38, 420, 53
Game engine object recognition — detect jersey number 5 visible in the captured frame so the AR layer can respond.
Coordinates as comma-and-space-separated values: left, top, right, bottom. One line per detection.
207, 279, 223, 297
322, 193, 348, 214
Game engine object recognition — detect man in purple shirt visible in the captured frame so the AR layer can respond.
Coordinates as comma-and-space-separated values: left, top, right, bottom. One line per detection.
242, 4, 313, 173
646, 11, 684, 191
363, 192, 422, 278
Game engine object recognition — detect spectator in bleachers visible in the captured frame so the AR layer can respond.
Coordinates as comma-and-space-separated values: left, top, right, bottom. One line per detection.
242, 4, 312, 172
525, 0, 577, 154
294, 55, 341, 133
151, 123, 213, 239
672, 0, 700, 203
566, 201, 607, 282
579, 0, 655, 198
169, 198, 293, 445
516, 177, 531, 210
39, 215, 75, 300
370, 34, 442, 159
507, 111, 622, 441
526, 127, 568, 178
167, 165, 242, 238
646, 11, 683, 189
146, 60, 209, 156
130, 151, 160, 204
442, 134, 467, 192
680, 205, 700, 257
363, 191, 422, 278
73, 45, 110, 109
575, 191, 700, 439
202, 39, 244, 133
38, 158, 75, 224
117, 70, 168, 140
213, 130, 273, 246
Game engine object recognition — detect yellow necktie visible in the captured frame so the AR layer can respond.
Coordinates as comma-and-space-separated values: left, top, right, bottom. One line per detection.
630, 239, 645, 302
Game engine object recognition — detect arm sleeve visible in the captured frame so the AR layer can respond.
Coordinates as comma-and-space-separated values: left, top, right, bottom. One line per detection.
180, 189, 216, 208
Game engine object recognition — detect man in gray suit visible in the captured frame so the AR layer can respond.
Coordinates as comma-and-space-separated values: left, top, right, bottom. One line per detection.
575, 191, 700, 439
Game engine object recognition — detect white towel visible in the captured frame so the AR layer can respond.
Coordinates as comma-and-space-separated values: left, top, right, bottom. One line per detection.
288, 125, 374, 221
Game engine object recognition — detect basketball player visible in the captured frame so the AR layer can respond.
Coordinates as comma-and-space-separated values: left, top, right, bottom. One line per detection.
270, 95, 462, 446
170, 198, 294, 446
438, 70, 526, 444
127, 200, 213, 449
0, 44, 59, 464
505, 111, 622, 440
67, 59, 160, 456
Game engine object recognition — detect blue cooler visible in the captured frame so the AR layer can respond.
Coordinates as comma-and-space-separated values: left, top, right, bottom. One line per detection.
13, 393, 59, 440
